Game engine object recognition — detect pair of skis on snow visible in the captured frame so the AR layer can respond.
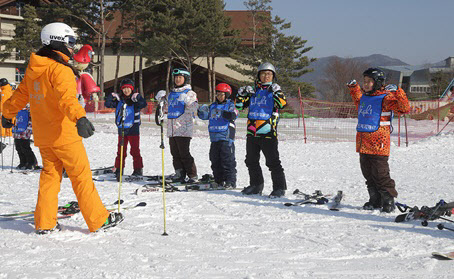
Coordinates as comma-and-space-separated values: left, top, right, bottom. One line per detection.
0, 199, 146, 223
284, 189, 344, 211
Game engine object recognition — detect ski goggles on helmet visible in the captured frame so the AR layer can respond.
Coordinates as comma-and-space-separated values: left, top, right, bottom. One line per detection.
172, 69, 190, 76
65, 35, 77, 49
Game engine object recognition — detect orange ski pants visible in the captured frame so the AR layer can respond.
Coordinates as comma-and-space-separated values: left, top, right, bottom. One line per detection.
34, 140, 109, 232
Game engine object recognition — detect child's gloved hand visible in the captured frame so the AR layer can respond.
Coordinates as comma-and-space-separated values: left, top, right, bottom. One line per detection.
131, 93, 139, 102
221, 110, 234, 119
155, 90, 166, 101
270, 83, 281, 94
112, 92, 120, 101
238, 86, 255, 97
198, 104, 209, 114
346, 80, 357, 87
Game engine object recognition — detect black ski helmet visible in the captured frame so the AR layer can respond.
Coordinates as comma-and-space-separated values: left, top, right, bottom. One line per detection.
172, 68, 191, 86
363, 68, 386, 93
0, 78, 8, 87
120, 78, 135, 91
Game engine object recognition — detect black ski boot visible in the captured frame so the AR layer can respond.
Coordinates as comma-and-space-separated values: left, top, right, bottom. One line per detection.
114, 168, 124, 182
131, 168, 143, 177
241, 184, 264, 195
381, 191, 395, 213
269, 189, 285, 198
363, 187, 382, 210
224, 182, 236, 190
36, 223, 62, 235
97, 212, 124, 231
171, 169, 186, 183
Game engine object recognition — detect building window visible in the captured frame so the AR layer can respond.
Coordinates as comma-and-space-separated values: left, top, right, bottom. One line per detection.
15, 68, 25, 82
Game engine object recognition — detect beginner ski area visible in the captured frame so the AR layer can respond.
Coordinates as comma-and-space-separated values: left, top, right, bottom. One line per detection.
0, 115, 453, 278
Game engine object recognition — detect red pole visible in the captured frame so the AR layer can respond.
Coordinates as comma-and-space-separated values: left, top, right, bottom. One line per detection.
397, 113, 401, 147
298, 87, 307, 143
437, 100, 440, 133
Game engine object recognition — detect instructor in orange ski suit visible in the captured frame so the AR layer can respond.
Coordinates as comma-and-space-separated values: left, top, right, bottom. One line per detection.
0, 79, 13, 137
2, 22, 111, 233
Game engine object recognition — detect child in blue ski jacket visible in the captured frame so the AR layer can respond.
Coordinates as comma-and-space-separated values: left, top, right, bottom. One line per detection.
197, 83, 238, 188
13, 105, 38, 170
105, 78, 147, 180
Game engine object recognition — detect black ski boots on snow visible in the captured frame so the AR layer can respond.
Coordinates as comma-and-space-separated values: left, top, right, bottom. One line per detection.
98, 212, 124, 231
114, 169, 124, 182
36, 223, 62, 235
131, 168, 143, 177
269, 189, 285, 198
241, 184, 264, 195
363, 187, 382, 210
171, 169, 186, 183
380, 191, 395, 213
224, 182, 236, 190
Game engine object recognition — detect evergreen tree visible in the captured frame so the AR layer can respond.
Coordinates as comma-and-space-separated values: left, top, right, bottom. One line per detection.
0, 4, 41, 63
227, 0, 315, 96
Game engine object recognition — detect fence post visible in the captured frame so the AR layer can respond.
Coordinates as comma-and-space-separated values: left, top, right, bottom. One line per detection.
298, 87, 307, 144
397, 113, 401, 147
437, 99, 440, 133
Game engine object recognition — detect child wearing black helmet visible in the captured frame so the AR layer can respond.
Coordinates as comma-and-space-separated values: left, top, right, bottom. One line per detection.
105, 78, 147, 181
197, 83, 238, 189
347, 68, 410, 212
155, 68, 198, 183
235, 62, 288, 198
13, 105, 39, 170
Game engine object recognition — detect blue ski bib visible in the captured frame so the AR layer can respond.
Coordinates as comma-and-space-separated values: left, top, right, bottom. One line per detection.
357, 94, 387, 132
13, 109, 29, 134
168, 89, 190, 119
115, 101, 135, 129
248, 88, 274, 120
208, 101, 231, 133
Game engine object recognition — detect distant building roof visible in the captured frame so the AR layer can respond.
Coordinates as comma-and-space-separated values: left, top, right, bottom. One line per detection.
379, 65, 427, 77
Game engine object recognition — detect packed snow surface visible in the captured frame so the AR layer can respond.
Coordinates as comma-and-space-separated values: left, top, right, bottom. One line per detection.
1, 115, 453, 278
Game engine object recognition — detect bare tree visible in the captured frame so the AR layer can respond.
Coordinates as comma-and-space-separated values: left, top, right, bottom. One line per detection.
320, 57, 369, 102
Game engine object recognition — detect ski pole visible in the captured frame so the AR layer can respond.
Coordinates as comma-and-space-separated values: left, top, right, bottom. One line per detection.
118, 103, 127, 212
0, 135, 3, 171
10, 136, 15, 173
158, 100, 168, 236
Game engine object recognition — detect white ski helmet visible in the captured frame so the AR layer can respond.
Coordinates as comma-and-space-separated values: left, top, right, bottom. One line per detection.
41, 22, 77, 49
257, 62, 276, 79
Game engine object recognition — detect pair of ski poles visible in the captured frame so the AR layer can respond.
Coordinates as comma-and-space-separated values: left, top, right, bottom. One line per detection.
117, 101, 168, 236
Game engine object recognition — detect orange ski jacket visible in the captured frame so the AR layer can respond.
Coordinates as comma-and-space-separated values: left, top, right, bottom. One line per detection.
1, 83, 13, 136
3, 51, 86, 147
348, 84, 410, 156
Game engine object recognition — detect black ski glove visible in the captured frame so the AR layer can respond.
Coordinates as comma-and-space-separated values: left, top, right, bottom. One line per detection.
76, 117, 95, 138
2, 115, 13, 128
221, 110, 234, 120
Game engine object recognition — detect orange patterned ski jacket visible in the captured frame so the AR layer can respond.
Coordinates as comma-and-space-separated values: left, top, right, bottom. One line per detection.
348, 84, 410, 156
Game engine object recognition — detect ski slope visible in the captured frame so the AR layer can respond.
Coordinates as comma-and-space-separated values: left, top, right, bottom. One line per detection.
1, 115, 453, 278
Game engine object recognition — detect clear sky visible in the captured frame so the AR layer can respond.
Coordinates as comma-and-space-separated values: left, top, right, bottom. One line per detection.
224, 0, 453, 65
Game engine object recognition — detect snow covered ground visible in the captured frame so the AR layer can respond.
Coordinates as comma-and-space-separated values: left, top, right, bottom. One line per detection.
1, 114, 454, 278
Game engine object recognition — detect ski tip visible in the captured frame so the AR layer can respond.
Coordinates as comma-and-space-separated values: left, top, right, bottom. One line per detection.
137, 202, 147, 207
284, 203, 293, 207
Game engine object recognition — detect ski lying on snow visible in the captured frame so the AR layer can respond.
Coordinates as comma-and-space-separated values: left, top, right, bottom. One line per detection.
0, 199, 124, 221
284, 190, 329, 207
432, 252, 454, 260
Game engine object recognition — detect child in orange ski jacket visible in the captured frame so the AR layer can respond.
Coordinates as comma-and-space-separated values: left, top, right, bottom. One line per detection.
347, 68, 410, 213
